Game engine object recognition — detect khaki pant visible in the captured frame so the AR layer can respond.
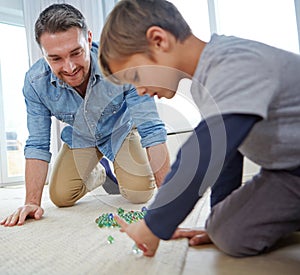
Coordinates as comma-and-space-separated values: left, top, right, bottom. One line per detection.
49, 129, 156, 207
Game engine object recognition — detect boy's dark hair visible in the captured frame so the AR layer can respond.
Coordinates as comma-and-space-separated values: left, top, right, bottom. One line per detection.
100, 0, 192, 77
35, 3, 88, 46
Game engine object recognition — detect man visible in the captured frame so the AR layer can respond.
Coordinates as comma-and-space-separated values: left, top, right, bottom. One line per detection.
0, 3, 170, 227
99, 0, 300, 257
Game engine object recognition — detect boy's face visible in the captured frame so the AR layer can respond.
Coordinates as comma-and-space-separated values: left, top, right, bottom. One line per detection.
109, 54, 180, 99
40, 27, 92, 89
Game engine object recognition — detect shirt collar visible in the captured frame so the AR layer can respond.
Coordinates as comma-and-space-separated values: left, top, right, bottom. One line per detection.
90, 49, 103, 85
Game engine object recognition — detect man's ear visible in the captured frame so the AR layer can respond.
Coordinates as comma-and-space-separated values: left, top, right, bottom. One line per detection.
146, 26, 170, 51
87, 30, 93, 49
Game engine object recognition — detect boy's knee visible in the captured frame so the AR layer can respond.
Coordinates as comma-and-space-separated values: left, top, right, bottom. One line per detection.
206, 217, 270, 257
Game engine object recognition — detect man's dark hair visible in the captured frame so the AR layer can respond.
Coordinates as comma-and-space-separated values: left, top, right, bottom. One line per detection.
35, 3, 88, 46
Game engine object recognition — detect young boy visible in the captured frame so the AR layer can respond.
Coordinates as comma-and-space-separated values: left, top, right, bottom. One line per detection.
99, 0, 300, 257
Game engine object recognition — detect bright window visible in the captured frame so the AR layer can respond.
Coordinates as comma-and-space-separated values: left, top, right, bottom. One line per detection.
215, 0, 299, 53
159, 0, 299, 134
0, 23, 28, 184
169, 0, 211, 41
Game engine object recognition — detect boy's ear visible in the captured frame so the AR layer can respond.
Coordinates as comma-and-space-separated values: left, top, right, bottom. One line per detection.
146, 26, 170, 51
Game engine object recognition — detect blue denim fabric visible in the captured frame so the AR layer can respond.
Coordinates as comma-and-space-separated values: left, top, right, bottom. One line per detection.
23, 42, 167, 162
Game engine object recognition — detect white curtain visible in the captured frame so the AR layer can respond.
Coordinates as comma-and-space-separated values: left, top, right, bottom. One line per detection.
22, 0, 117, 178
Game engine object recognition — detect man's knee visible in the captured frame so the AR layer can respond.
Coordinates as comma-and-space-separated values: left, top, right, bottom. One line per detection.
114, 163, 156, 204
119, 187, 154, 204
49, 180, 86, 207
49, 187, 76, 207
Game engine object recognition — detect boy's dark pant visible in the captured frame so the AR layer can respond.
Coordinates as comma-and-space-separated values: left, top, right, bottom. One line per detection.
206, 168, 300, 257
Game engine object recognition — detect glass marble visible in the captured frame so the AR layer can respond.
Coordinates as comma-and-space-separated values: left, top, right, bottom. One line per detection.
132, 244, 143, 255
107, 235, 115, 244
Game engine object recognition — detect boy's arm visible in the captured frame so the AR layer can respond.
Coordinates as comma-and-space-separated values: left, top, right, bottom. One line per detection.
116, 113, 261, 256
144, 113, 261, 240
171, 150, 244, 246
210, 150, 244, 208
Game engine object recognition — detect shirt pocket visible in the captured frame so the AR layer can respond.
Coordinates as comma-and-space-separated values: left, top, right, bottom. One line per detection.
100, 102, 123, 117
54, 113, 75, 124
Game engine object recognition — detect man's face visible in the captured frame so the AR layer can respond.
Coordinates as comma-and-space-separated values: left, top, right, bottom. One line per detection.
109, 54, 179, 99
40, 27, 92, 89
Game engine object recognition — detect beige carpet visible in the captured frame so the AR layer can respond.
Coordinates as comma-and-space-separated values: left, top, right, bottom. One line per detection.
0, 186, 208, 275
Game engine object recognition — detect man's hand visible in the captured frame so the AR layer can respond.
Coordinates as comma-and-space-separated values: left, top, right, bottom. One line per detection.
0, 204, 44, 226
146, 143, 170, 187
115, 215, 160, 257
171, 228, 212, 246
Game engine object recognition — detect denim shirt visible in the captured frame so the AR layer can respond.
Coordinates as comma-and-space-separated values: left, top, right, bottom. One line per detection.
23, 42, 167, 162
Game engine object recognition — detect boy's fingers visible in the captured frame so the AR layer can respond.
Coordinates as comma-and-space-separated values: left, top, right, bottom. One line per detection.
189, 233, 212, 246
114, 215, 128, 231
172, 228, 201, 239
172, 228, 210, 244
142, 243, 158, 257
143, 249, 156, 257
137, 243, 148, 253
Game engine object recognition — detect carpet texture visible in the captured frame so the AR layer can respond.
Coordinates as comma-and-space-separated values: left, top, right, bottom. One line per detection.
0, 187, 207, 275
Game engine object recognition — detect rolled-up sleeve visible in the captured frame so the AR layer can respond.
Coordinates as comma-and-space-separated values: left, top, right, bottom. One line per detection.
23, 73, 52, 162
124, 86, 167, 147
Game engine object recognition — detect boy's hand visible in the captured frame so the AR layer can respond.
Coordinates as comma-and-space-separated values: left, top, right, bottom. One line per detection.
114, 215, 160, 257
171, 228, 212, 246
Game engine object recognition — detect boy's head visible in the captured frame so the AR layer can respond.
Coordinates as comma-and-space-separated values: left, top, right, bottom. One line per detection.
99, 0, 192, 99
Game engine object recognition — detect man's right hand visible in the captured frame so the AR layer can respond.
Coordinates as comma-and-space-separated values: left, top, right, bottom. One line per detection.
0, 204, 44, 226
